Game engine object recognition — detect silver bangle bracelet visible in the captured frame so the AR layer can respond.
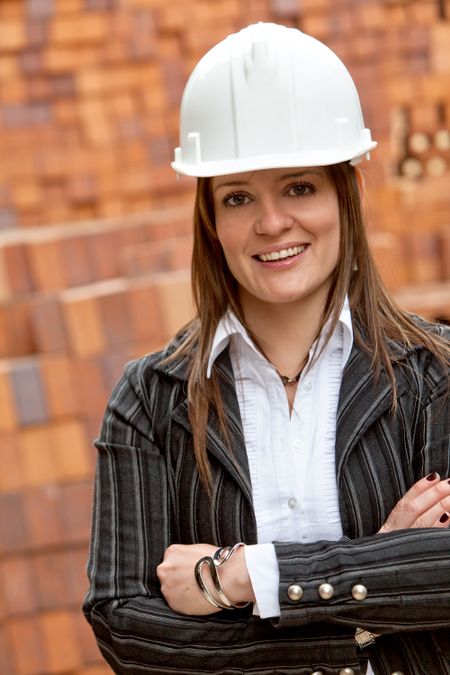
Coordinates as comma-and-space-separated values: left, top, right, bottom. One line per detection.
194, 542, 251, 610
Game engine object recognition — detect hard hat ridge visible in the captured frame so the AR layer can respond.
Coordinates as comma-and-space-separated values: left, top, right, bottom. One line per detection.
240, 23, 279, 78
172, 22, 377, 177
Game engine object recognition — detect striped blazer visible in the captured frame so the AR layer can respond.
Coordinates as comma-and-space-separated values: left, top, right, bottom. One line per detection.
83, 322, 450, 675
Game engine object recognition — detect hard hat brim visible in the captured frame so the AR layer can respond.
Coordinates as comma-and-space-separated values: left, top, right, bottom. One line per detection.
171, 142, 378, 177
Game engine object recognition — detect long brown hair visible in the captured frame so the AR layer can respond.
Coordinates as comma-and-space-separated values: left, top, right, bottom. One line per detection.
168, 162, 449, 490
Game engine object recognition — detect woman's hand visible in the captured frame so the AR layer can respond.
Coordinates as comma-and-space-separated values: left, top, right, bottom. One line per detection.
379, 472, 450, 533
157, 543, 255, 615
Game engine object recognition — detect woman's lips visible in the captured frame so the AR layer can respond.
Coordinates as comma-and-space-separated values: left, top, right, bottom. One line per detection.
255, 244, 307, 262
253, 244, 309, 267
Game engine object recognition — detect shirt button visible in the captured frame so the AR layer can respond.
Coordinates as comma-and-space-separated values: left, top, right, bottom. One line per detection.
303, 379, 312, 392
293, 438, 302, 448
288, 497, 297, 509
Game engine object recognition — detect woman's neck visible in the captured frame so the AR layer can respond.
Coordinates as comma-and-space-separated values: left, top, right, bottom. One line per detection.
240, 294, 327, 379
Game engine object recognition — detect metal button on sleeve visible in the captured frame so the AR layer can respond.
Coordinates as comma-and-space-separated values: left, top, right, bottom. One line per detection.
391, 672, 405, 675
287, 584, 303, 601
318, 582, 334, 600
311, 671, 324, 675
339, 669, 355, 675
352, 584, 368, 601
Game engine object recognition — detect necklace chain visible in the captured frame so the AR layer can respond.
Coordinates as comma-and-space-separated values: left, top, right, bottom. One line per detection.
277, 369, 303, 385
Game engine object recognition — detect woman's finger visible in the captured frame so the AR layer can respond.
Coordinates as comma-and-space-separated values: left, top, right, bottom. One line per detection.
408, 502, 450, 529
379, 473, 450, 533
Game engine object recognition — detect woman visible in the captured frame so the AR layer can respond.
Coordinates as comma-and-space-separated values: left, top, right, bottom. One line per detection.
83, 23, 450, 674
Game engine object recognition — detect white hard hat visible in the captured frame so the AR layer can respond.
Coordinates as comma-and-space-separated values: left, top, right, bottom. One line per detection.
172, 23, 377, 177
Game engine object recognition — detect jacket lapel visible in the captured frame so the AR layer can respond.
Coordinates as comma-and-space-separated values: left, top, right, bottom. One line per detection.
335, 342, 409, 482
167, 348, 254, 506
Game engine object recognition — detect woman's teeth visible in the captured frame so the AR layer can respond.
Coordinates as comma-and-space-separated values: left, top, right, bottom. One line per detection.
257, 245, 306, 262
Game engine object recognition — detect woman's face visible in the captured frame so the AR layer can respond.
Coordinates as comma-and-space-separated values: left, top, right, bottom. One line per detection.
212, 167, 340, 313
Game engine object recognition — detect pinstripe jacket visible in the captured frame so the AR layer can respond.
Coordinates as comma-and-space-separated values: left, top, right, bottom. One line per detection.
83, 321, 450, 675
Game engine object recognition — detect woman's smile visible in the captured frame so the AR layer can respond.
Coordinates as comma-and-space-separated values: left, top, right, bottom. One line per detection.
252, 242, 309, 266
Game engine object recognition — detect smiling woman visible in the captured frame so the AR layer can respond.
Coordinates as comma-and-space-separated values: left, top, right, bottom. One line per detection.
83, 23, 450, 675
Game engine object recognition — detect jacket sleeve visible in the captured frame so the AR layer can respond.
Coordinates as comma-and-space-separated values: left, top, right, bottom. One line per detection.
274, 527, 450, 631
274, 361, 450, 631
82, 360, 362, 674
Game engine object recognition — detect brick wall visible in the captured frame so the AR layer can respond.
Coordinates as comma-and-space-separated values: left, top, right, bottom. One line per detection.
0, 1, 449, 673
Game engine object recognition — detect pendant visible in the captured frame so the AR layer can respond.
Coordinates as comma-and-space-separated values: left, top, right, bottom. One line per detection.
278, 371, 302, 385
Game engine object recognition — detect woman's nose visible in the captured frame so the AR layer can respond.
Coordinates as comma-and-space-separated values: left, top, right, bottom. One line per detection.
254, 199, 293, 236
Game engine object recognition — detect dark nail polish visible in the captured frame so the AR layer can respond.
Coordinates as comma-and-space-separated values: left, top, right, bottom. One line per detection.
447, 479, 450, 485
439, 513, 449, 524
426, 472, 439, 481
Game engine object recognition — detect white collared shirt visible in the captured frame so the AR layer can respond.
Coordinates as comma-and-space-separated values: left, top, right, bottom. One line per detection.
207, 301, 353, 618
207, 301, 374, 674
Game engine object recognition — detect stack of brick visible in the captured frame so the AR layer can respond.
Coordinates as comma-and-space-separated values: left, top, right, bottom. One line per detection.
0, 205, 196, 674
1, 1, 450, 674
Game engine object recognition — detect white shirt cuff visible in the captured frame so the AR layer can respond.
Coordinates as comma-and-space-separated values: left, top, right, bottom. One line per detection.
244, 543, 280, 618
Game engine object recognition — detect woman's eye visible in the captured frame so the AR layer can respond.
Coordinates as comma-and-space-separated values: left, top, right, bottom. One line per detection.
223, 192, 250, 208
286, 182, 315, 197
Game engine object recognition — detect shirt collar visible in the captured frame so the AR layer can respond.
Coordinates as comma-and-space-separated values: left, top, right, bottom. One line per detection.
207, 299, 354, 378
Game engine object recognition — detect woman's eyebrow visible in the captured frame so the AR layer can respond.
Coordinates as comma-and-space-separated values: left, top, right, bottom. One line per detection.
213, 180, 249, 193
278, 170, 322, 180
213, 170, 323, 193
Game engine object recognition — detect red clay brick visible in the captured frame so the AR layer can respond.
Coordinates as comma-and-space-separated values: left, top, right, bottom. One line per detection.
0, 492, 29, 553
0, 556, 38, 614
51, 420, 91, 482
431, 24, 450, 73
2, 242, 34, 295
404, 232, 442, 284
0, 627, 14, 675
33, 547, 88, 610
1, 299, 35, 357
51, 13, 110, 44
40, 355, 78, 418
0, 433, 23, 492
439, 224, 450, 279
30, 295, 68, 353
73, 355, 108, 418
98, 287, 133, 346
62, 292, 107, 357
20, 425, 57, 487
87, 229, 121, 281
6, 615, 48, 675
58, 481, 93, 544
0, 20, 27, 51
11, 359, 49, 426
155, 270, 195, 338
121, 235, 192, 276
41, 609, 83, 673
61, 233, 95, 287
23, 486, 64, 548
27, 239, 67, 292
67, 174, 99, 207
369, 231, 409, 291
0, 368, 17, 432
